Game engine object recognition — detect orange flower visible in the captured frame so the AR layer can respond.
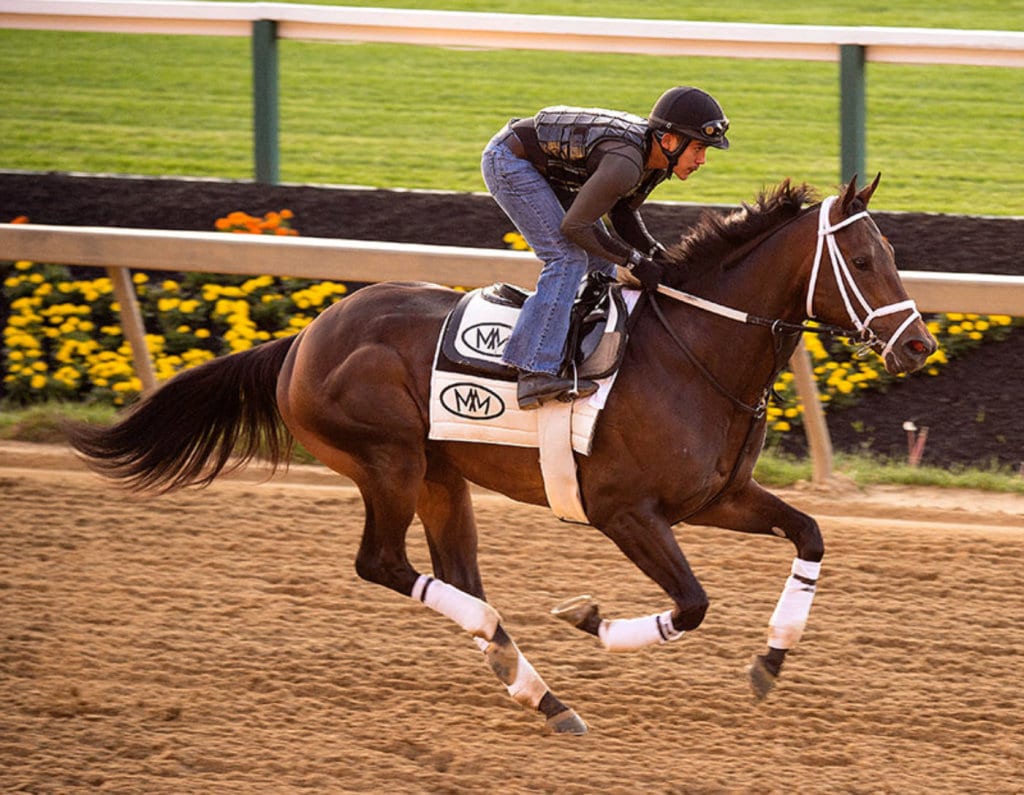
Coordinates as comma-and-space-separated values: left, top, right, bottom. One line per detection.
214, 209, 297, 236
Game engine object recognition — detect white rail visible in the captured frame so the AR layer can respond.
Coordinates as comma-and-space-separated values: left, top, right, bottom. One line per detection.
4, 221, 1020, 483
4, 223, 1023, 315
2, 1, 1022, 66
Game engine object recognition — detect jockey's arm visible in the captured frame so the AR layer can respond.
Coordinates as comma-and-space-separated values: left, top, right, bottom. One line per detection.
559, 152, 642, 266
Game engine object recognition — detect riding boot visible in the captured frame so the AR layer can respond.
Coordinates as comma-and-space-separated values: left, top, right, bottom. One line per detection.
517, 372, 597, 411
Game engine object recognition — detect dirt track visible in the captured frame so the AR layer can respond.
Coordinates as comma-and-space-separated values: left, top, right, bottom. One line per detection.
2, 444, 1023, 793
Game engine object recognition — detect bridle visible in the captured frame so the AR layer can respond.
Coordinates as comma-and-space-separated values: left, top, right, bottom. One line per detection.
650, 193, 924, 415
645, 191, 924, 522
806, 196, 922, 361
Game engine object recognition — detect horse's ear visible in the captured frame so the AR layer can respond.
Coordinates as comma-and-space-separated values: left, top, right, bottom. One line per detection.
839, 174, 859, 213
857, 172, 882, 207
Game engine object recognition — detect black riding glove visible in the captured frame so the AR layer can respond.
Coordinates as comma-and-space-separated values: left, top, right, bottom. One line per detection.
624, 249, 663, 291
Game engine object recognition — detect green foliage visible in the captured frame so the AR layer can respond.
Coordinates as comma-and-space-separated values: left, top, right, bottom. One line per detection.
0, 402, 116, 443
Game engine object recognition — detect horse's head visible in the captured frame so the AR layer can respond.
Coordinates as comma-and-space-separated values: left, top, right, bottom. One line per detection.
805, 174, 937, 374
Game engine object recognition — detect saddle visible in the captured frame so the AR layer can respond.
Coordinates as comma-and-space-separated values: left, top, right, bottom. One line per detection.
438, 271, 629, 381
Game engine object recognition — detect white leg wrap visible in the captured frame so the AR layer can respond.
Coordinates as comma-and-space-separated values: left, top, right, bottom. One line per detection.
767, 558, 821, 649
474, 637, 548, 708
598, 609, 684, 652
412, 575, 500, 640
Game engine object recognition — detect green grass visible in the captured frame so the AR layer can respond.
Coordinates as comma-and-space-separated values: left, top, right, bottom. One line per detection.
754, 449, 1024, 493
1, 2, 1023, 215
3, 404, 1022, 493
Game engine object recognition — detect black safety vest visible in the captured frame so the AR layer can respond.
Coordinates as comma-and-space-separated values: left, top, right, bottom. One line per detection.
531, 106, 665, 205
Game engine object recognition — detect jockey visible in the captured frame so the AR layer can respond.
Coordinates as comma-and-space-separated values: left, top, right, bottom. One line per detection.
481, 86, 730, 410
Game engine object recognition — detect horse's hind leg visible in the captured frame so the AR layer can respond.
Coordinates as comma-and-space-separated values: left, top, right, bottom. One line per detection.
415, 457, 587, 735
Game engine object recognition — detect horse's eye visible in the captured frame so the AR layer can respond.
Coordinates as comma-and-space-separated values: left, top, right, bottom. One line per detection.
852, 256, 870, 271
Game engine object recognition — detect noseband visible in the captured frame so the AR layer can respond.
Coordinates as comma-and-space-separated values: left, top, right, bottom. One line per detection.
806, 196, 922, 360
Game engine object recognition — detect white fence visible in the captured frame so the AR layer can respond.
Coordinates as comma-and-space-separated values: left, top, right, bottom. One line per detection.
5, 1, 1021, 65
5, 223, 1024, 315
3, 222, 1023, 482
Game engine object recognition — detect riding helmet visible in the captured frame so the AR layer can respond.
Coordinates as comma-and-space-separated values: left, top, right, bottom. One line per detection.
648, 86, 730, 150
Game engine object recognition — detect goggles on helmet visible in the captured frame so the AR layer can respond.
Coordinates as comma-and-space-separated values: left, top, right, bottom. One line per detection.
697, 118, 729, 141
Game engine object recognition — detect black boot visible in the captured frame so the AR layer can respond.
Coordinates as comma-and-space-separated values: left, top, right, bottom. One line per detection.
517, 372, 598, 411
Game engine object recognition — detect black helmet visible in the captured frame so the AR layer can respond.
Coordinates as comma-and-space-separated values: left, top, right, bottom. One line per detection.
649, 86, 730, 150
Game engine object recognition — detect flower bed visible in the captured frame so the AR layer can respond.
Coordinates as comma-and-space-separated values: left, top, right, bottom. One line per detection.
2, 214, 1016, 442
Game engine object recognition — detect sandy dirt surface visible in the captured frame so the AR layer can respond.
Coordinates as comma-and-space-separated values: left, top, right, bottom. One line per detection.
1, 443, 1023, 793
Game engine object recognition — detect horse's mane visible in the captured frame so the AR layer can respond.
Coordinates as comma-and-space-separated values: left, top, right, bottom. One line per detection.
664, 179, 819, 281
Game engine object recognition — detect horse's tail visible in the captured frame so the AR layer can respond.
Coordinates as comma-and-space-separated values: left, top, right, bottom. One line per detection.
66, 335, 297, 493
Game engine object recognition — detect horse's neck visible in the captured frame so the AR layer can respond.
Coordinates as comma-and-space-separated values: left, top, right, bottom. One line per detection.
706, 221, 813, 325
653, 225, 813, 402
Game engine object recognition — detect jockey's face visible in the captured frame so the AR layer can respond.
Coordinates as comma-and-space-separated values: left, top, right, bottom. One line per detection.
672, 140, 708, 181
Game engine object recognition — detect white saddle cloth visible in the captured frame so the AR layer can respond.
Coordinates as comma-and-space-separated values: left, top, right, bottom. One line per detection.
427, 288, 640, 524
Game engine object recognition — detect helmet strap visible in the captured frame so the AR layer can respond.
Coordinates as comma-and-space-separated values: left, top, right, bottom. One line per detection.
656, 132, 691, 181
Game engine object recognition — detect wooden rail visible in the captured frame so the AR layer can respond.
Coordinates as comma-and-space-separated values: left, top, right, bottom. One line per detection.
5, 2, 1021, 65
4, 224, 1023, 315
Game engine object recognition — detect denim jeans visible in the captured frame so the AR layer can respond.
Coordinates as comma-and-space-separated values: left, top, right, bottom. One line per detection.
481, 127, 616, 375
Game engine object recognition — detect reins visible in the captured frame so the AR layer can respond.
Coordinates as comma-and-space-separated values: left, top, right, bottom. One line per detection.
643, 191, 924, 522
648, 193, 924, 413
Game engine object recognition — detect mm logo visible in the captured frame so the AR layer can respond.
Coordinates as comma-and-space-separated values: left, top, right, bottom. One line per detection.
461, 322, 512, 358
440, 383, 505, 420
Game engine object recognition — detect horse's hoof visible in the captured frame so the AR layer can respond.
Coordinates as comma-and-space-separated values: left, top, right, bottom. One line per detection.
545, 708, 588, 736
551, 595, 601, 635
747, 654, 777, 701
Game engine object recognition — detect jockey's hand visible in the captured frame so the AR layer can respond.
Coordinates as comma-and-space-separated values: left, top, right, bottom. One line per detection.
622, 249, 663, 291
651, 244, 673, 267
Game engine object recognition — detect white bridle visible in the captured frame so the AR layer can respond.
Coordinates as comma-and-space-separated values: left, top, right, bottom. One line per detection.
806, 195, 922, 360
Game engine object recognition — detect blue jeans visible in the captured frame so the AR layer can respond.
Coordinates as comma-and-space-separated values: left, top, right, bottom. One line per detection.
481, 127, 615, 375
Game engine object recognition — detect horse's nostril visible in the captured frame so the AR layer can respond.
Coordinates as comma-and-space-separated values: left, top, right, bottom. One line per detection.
907, 338, 931, 355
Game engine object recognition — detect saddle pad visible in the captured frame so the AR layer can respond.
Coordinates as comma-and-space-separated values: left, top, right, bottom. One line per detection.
427, 287, 640, 456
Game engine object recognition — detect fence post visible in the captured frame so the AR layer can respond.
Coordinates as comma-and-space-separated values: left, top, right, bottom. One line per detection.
839, 43, 867, 186
106, 266, 157, 393
789, 337, 833, 483
252, 19, 280, 185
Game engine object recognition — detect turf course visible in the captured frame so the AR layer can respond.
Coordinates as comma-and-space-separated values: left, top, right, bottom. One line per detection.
1, 1, 1022, 215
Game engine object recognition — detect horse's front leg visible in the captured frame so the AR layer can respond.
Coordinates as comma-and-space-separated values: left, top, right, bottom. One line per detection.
555, 504, 710, 652
690, 480, 824, 699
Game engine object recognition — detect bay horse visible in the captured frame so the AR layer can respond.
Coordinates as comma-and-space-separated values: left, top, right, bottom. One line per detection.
67, 175, 937, 735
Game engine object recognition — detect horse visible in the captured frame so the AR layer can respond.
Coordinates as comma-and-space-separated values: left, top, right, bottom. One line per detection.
67, 175, 937, 735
